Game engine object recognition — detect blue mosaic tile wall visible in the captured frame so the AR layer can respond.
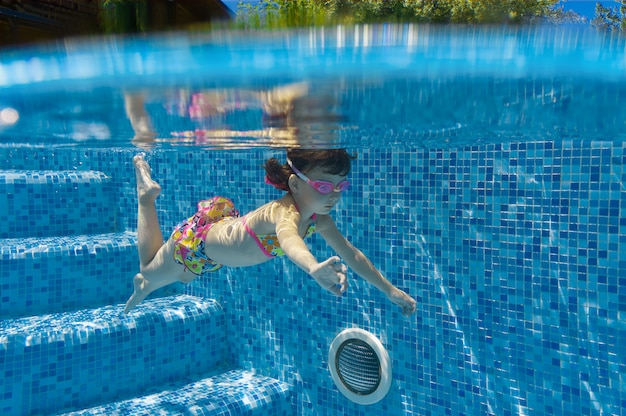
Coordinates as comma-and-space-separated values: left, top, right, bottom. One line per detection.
1, 139, 624, 415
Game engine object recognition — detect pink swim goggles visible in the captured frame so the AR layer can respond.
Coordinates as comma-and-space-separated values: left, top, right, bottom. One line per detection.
287, 158, 350, 194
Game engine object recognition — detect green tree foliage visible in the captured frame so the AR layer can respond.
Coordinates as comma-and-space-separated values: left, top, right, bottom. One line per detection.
235, 0, 566, 29
592, 0, 626, 32
99, 0, 148, 34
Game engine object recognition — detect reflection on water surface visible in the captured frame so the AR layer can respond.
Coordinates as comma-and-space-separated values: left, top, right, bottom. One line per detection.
1, 25, 625, 149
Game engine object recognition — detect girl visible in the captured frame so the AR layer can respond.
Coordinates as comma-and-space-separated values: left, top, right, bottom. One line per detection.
125, 149, 417, 316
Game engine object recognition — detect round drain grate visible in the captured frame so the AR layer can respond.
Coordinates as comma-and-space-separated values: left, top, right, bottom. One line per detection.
328, 328, 391, 405
336, 339, 381, 394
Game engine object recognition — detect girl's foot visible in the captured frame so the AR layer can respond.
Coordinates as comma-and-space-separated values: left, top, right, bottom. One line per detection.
124, 270, 193, 313
124, 273, 150, 313
133, 154, 161, 204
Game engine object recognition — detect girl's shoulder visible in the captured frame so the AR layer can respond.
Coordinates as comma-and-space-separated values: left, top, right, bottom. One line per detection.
246, 195, 300, 224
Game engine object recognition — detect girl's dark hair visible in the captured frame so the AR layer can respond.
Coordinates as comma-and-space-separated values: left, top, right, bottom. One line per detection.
264, 149, 356, 192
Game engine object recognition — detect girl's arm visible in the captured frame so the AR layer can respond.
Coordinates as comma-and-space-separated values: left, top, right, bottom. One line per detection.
316, 215, 417, 316
272, 205, 348, 296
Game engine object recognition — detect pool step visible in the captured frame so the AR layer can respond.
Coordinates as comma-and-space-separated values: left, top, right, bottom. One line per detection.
57, 368, 292, 416
0, 295, 227, 416
0, 231, 139, 317
0, 170, 117, 238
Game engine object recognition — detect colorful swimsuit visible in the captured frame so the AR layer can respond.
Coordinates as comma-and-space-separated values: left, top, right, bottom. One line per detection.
242, 214, 316, 257
172, 196, 240, 275
172, 196, 316, 275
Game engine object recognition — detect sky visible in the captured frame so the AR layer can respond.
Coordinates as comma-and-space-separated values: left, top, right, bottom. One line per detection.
222, 1, 622, 20
561, 1, 620, 19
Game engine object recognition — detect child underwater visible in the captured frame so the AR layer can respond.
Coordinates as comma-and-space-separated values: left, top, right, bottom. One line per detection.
125, 149, 417, 316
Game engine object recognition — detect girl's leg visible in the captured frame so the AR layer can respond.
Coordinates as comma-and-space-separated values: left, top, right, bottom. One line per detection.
133, 154, 164, 267
125, 239, 186, 313
125, 155, 191, 313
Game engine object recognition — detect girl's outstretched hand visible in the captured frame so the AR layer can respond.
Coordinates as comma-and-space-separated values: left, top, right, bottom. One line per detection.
388, 287, 417, 317
310, 256, 348, 296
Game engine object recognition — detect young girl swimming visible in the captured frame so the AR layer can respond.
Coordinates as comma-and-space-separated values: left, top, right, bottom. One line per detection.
124, 149, 417, 316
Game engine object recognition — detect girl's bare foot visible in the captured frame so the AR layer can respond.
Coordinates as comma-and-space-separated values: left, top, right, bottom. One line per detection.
124, 273, 150, 313
133, 154, 161, 204
124, 270, 194, 313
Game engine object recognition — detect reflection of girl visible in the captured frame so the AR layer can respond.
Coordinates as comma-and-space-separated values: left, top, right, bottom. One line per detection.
125, 82, 310, 146
125, 149, 417, 317
167, 82, 308, 119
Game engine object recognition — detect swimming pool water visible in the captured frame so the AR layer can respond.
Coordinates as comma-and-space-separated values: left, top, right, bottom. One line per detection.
0, 25, 624, 415
2, 25, 626, 149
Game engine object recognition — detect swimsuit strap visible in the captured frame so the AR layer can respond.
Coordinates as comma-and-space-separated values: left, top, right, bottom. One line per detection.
242, 216, 274, 258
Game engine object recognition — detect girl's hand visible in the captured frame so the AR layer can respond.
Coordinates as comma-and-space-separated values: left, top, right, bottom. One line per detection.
388, 287, 417, 317
310, 256, 348, 296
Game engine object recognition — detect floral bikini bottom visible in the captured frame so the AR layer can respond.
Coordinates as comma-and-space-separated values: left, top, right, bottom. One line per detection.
171, 196, 240, 276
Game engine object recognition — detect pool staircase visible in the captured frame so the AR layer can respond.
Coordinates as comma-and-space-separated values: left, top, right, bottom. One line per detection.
0, 169, 292, 415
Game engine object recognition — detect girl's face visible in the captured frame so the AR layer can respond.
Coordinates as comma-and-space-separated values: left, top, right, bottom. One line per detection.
294, 165, 348, 215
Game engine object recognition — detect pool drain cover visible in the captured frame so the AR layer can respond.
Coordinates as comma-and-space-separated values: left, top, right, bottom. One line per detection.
328, 328, 391, 405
